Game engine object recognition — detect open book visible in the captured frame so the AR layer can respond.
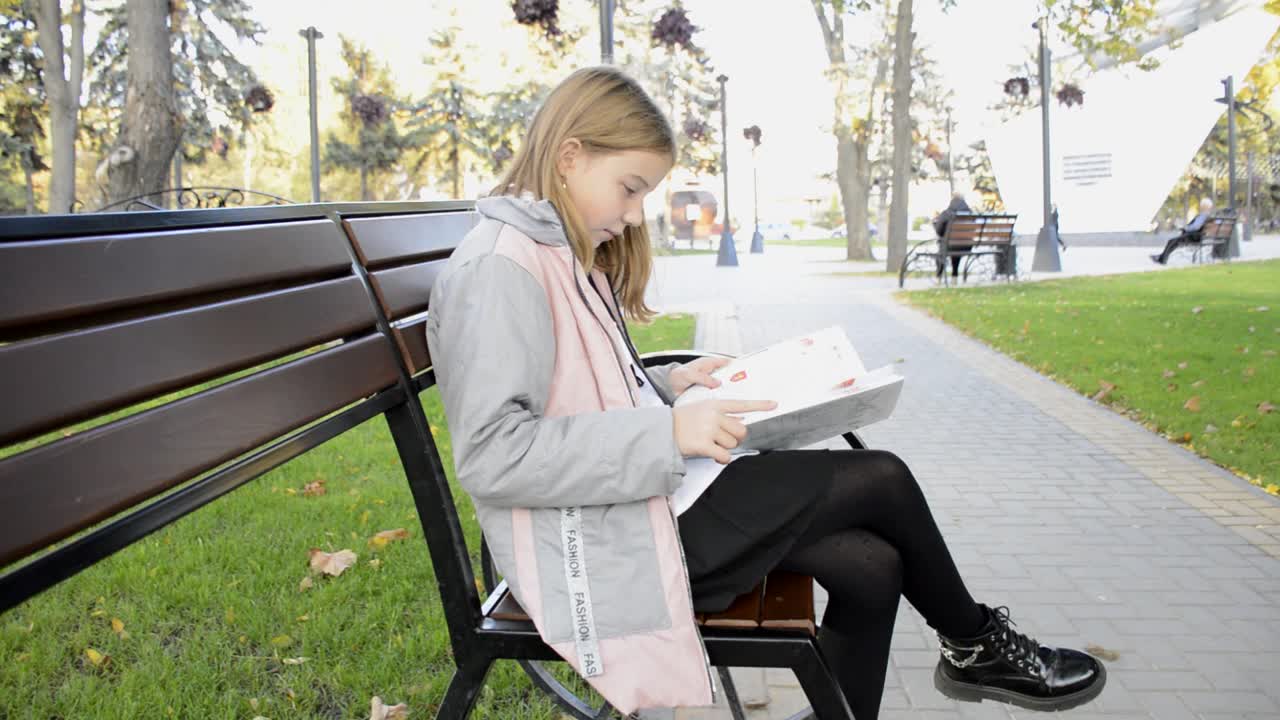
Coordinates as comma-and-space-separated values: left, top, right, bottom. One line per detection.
673, 326, 904, 451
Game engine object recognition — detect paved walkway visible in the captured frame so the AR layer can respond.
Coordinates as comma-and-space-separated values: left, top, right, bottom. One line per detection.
641, 239, 1280, 720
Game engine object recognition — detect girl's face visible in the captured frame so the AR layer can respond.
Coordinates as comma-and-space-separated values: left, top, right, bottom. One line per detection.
558, 142, 672, 247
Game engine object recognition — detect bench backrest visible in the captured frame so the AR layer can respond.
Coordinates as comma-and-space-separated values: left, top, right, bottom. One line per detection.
1202, 215, 1236, 241
0, 203, 481, 653
943, 213, 1017, 248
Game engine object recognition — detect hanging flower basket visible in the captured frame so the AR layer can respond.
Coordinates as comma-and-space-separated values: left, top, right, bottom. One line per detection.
211, 135, 229, 159
351, 94, 389, 127
742, 125, 762, 147
1056, 83, 1085, 107
683, 118, 709, 142
1003, 77, 1030, 98
245, 85, 275, 113
652, 7, 696, 51
512, 0, 561, 37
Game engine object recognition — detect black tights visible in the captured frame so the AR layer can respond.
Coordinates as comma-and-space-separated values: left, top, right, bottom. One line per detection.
774, 449, 985, 720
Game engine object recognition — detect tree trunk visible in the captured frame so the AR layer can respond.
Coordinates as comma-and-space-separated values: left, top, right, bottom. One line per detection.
886, 0, 915, 272
360, 166, 369, 201
106, 0, 180, 206
876, 172, 890, 240
27, 0, 85, 214
812, 0, 873, 261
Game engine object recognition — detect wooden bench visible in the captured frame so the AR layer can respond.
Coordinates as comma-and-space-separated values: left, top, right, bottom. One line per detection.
899, 212, 1018, 288
0, 202, 859, 720
1182, 214, 1236, 264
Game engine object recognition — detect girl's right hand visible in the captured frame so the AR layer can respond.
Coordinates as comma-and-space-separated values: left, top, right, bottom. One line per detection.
672, 399, 777, 464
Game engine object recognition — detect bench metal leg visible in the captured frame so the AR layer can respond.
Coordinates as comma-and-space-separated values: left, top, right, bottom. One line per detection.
717, 667, 749, 720
436, 655, 493, 720
791, 639, 855, 720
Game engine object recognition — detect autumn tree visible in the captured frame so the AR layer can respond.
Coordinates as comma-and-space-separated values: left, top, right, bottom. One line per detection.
1, 0, 46, 213
324, 36, 421, 201
87, 0, 267, 205
22, 0, 82, 213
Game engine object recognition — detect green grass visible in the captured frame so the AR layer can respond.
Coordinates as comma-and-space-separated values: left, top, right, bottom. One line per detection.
1, 314, 696, 719
900, 262, 1280, 492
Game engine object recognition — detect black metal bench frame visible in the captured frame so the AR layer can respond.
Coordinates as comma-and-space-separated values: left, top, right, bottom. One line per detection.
0, 202, 860, 720
1176, 213, 1236, 264
899, 213, 1018, 288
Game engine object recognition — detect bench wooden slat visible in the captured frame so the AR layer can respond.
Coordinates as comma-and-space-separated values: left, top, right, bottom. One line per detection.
0, 334, 400, 567
0, 277, 377, 447
0, 219, 351, 337
489, 586, 530, 621
760, 571, 816, 635
343, 212, 477, 268
394, 317, 432, 375
369, 259, 449, 321
702, 582, 765, 628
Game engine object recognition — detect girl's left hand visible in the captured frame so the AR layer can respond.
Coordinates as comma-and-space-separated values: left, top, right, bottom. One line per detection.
669, 356, 731, 397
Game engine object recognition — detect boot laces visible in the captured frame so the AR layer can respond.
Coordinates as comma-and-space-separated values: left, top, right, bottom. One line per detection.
990, 606, 1042, 677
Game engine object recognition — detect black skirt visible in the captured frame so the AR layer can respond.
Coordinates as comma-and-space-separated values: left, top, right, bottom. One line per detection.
677, 449, 836, 613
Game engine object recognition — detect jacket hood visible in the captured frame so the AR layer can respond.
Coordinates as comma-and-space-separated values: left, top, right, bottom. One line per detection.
476, 193, 569, 247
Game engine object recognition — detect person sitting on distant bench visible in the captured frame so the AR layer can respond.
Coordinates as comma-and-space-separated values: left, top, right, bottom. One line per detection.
1152, 198, 1213, 265
932, 192, 971, 278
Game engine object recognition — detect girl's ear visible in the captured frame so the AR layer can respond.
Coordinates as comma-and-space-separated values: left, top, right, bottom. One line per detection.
556, 137, 582, 178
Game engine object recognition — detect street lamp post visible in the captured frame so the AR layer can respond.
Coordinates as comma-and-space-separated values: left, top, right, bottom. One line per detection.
744, 125, 763, 253
299, 26, 324, 203
1217, 75, 1241, 257
599, 0, 615, 64
715, 74, 738, 267
1031, 17, 1061, 272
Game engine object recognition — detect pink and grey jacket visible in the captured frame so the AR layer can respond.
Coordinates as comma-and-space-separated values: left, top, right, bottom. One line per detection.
425, 194, 716, 712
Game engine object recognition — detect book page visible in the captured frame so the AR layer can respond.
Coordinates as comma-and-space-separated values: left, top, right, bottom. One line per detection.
673, 326, 904, 450
675, 326, 869, 423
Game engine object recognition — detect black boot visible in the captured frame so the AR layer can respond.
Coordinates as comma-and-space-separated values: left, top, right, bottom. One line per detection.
934, 605, 1106, 712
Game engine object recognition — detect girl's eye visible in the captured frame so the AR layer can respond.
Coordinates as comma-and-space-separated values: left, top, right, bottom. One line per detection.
623, 185, 637, 197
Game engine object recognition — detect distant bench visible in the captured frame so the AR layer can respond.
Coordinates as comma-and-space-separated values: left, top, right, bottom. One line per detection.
899, 213, 1017, 288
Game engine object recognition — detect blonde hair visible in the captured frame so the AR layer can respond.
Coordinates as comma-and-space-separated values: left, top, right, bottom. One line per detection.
492, 66, 675, 322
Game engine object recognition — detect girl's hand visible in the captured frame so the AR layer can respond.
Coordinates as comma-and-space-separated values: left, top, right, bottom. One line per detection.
668, 356, 731, 397
672, 399, 777, 464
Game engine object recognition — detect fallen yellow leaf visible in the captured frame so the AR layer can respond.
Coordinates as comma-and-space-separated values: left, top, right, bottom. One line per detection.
370, 696, 409, 720
84, 648, 108, 667
309, 548, 358, 577
271, 634, 294, 648
303, 480, 326, 497
368, 528, 411, 549
298, 576, 314, 592
1260, 401, 1275, 415
282, 656, 309, 665
1084, 644, 1120, 662
1092, 380, 1116, 402
1183, 396, 1202, 412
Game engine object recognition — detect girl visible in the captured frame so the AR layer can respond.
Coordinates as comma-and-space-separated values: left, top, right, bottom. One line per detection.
426, 66, 1105, 719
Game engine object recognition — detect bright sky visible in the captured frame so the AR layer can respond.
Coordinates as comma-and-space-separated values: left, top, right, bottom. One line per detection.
220, 0, 1262, 222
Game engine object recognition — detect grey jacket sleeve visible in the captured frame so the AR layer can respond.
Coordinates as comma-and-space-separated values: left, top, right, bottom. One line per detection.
644, 361, 683, 404
426, 254, 687, 508
1186, 212, 1210, 232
